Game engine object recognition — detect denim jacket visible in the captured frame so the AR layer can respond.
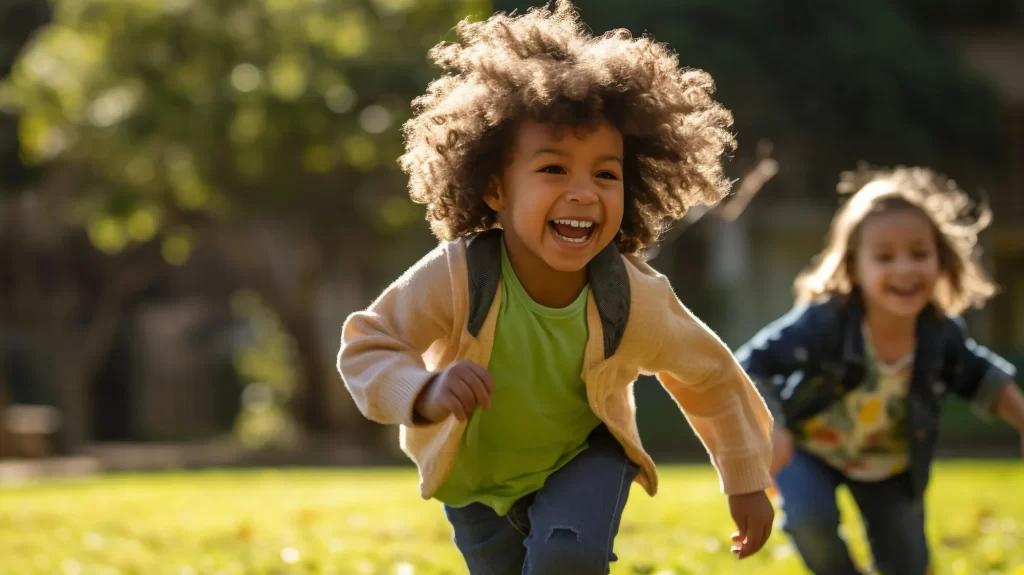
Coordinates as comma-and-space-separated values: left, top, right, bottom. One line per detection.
735, 292, 1016, 497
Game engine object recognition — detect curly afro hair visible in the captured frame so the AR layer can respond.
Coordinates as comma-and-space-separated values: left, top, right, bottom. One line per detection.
399, 0, 736, 254
795, 165, 997, 315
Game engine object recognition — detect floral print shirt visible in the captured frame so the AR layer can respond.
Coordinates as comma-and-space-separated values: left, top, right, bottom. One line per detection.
798, 326, 911, 481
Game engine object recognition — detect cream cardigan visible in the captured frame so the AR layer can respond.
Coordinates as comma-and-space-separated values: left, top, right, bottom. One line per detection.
338, 237, 773, 500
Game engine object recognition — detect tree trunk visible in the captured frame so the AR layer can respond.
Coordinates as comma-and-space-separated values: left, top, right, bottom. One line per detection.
213, 223, 340, 434
280, 291, 335, 434
52, 361, 90, 453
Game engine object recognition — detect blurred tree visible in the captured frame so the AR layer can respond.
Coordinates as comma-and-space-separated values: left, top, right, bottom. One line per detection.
3, 0, 489, 447
494, 0, 1000, 196
0, 0, 51, 192
0, 0, 139, 455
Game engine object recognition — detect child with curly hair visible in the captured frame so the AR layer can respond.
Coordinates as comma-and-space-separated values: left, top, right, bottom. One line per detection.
737, 166, 1024, 575
338, 2, 775, 572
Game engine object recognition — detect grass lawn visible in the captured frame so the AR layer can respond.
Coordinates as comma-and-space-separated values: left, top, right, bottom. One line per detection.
0, 461, 1022, 574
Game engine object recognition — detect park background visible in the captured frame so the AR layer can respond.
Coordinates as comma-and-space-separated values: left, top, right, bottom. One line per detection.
0, 0, 1022, 573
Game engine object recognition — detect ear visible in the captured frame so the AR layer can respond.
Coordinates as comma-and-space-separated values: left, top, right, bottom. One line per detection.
483, 176, 504, 212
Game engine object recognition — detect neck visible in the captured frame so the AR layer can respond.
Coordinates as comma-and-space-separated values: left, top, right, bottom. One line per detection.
863, 302, 917, 360
503, 235, 587, 308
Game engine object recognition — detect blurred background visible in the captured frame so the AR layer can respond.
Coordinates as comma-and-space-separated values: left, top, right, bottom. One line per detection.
0, 0, 1022, 475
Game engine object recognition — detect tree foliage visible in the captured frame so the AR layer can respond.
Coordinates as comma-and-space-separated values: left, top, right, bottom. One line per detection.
2, 0, 489, 441
4, 0, 487, 261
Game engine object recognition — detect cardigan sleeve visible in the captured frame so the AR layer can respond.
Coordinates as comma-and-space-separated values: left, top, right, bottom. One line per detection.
337, 243, 458, 426
638, 274, 774, 495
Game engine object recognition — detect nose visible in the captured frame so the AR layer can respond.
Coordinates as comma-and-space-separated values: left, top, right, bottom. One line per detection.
892, 256, 920, 275
565, 179, 599, 204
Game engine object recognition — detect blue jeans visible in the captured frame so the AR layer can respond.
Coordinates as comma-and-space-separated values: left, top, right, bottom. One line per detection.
776, 449, 929, 575
443, 425, 640, 575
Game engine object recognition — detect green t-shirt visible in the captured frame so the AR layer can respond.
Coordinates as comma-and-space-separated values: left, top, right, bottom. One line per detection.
433, 241, 600, 515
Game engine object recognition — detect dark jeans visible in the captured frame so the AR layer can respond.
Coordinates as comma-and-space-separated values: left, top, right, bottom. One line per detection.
443, 425, 640, 575
776, 448, 929, 575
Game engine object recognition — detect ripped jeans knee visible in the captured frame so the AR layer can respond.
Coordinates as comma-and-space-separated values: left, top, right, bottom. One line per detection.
524, 524, 611, 575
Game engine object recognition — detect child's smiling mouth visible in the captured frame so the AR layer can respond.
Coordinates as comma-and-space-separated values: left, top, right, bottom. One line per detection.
549, 218, 596, 245
886, 283, 925, 298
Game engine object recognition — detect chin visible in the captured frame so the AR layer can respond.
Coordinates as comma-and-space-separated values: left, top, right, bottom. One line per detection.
537, 235, 609, 273
880, 300, 929, 319
542, 253, 591, 273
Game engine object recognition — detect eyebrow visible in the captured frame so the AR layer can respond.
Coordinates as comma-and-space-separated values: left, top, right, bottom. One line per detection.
532, 148, 623, 165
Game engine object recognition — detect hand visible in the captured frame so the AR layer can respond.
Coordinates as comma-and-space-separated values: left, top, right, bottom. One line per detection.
729, 490, 775, 559
770, 428, 795, 476
414, 360, 494, 423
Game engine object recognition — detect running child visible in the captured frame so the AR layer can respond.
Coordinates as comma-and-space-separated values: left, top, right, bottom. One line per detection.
338, 2, 776, 573
737, 165, 1024, 575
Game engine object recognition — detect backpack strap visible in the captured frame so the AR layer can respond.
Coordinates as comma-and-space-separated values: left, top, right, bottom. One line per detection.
463, 229, 630, 359
588, 241, 630, 359
465, 229, 503, 338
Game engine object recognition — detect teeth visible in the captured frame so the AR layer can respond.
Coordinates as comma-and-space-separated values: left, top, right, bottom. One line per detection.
553, 219, 594, 228
556, 233, 589, 243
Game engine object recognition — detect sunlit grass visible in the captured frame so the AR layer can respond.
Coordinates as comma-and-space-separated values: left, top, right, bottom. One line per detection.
0, 461, 1021, 574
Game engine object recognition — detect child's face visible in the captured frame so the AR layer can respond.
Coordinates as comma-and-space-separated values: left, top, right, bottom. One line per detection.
853, 208, 941, 320
486, 120, 625, 273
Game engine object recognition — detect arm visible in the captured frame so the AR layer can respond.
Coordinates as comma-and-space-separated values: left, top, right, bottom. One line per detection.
733, 303, 823, 430
995, 383, 1024, 436
944, 317, 1018, 421
642, 280, 774, 496
337, 244, 456, 426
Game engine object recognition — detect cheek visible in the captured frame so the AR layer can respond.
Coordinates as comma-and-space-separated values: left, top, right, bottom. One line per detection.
508, 187, 553, 229
853, 255, 877, 282
857, 263, 890, 292
602, 190, 625, 227
862, 268, 885, 287
513, 204, 549, 232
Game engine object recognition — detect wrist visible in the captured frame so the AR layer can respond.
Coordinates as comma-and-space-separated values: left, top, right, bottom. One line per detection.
412, 373, 440, 423
729, 489, 767, 498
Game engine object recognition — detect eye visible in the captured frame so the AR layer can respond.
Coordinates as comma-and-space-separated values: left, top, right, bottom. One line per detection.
596, 170, 620, 180
538, 165, 566, 175
874, 253, 894, 263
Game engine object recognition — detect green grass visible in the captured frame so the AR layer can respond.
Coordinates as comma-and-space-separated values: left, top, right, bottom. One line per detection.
0, 462, 1022, 574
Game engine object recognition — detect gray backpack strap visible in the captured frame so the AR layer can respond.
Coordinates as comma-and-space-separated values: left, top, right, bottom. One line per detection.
587, 242, 630, 359
465, 229, 631, 359
465, 229, 503, 337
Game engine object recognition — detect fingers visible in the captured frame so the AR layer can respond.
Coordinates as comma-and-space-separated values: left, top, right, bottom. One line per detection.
733, 517, 773, 559
442, 361, 496, 421
441, 391, 468, 421
447, 378, 477, 421
744, 523, 770, 558
462, 362, 495, 411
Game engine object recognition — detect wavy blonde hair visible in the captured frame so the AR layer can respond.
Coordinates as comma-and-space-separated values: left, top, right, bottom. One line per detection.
794, 165, 996, 315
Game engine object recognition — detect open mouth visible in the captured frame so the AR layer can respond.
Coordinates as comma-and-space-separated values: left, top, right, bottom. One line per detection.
886, 284, 924, 298
549, 218, 597, 246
